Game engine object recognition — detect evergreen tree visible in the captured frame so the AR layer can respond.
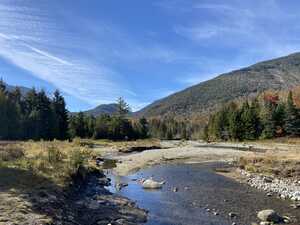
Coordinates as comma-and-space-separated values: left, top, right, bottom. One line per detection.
116, 97, 130, 118
284, 91, 300, 136
240, 101, 260, 140
227, 102, 242, 140
0, 78, 7, 94
260, 98, 277, 139
52, 90, 69, 140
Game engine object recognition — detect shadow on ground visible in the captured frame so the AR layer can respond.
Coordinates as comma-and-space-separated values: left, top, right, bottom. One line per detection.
0, 167, 70, 225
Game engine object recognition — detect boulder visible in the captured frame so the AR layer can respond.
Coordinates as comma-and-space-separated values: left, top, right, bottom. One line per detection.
257, 209, 281, 223
142, 178, 165, 189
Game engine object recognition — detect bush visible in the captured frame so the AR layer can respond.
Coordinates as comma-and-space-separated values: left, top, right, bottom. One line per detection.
47, 146, 64, 165
69, 148, 91, 171
0, 145, 24, 161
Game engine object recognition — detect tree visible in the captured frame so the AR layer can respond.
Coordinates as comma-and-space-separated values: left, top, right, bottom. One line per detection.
52, 90, 69, 140
116, 97, 130, 118
284, 91, 300, 136
0, 78, 7, 94
260, 98, 277, 139
240, 101, 260, 140
227, 102, 242, 140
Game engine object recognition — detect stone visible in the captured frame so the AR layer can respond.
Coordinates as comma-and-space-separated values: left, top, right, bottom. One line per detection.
173, 187, 178, 192
260, 222, 272, 225
257, 209, 281, 223
142, 178, 165, 189
229, 212, 237, 218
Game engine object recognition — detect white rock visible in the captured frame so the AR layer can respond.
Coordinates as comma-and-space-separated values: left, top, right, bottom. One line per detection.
142, 178, 165, 189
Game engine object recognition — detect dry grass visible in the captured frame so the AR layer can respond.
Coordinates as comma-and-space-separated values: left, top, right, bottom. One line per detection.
0, 140, 98, 187
0, 140, 102, 225
239, 149, 300, 178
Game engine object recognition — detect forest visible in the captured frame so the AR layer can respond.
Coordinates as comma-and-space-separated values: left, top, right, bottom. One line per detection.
3, 77, 300, 142
204, 91, 300, 141
0, 79, 149, 140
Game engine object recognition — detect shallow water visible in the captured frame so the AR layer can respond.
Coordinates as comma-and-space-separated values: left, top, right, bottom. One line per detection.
105, 162, 300, 225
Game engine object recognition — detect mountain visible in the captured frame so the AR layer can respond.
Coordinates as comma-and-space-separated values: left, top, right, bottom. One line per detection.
82, 103, 119, 117
6, 84, 30, 95
137, 52, 300, 118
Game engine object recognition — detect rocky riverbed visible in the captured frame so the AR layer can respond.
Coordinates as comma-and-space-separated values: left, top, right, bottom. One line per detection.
239, 169, 300, 202
106, 162, 300, 225
62, 170, 147, 225
0, 167, 147, 225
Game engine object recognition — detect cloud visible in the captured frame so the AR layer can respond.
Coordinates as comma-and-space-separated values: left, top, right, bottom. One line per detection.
0, 1, 141, 108
173, 1, 300, 58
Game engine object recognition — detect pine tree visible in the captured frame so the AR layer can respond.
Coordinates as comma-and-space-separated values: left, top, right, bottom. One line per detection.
52, 90, 69, 140
0, 78, 7, 94
116, 97, 130, 118
284, 91, 300, 136
240, 101, 260, 140
260, 99, 277, 139
227, 102, 242, 140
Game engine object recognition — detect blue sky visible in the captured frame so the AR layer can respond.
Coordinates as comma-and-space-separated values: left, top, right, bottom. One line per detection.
1, 0, 300, 111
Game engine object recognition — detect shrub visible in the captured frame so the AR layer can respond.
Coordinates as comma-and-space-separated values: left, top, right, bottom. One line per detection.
47, 146, 64, 165
0, 145, 24, 161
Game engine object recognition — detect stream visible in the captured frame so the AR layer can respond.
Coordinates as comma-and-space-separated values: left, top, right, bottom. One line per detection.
104, 162, 300, 225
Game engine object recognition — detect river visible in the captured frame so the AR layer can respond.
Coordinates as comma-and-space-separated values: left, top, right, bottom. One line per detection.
105, 162, 300, 225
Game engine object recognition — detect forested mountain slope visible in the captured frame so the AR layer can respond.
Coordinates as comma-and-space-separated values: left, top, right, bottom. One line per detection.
137, 52, 300, 117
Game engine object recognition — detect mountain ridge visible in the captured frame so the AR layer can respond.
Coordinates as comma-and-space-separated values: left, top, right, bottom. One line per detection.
136, 52, 300, 117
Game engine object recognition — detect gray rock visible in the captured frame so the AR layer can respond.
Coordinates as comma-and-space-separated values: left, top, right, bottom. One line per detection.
257, 209, 281, 223
228, 212, 237, 218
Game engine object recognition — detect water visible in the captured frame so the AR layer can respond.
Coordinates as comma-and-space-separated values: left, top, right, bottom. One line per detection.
105, 162, 300, 225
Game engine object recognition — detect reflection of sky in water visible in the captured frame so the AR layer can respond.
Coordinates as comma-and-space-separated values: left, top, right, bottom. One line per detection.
105, 164, 230, 225
105, 163, 300, 225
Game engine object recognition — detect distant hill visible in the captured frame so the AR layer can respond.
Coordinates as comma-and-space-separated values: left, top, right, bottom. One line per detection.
137, 52, 300, 118
81, 103, 119, 117
6, 84, 30, 95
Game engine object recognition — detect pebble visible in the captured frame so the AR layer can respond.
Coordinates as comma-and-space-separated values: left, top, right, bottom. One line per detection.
239, 169, 300, 201
229, 212, 237, 218
257, 209, 281, 223
173, 187, 178, 192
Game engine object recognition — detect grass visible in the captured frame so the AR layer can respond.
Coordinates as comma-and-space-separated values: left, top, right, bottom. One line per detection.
0, 140, 98, 187
238, 148, 300, 178
0, 139, 101, 224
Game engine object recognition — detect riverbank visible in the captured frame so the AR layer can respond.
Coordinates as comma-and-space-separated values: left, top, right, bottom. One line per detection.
103, 139, 300, 204
106, 141, 258, 176
0, 140, 147, 225
107, 162, 300, 225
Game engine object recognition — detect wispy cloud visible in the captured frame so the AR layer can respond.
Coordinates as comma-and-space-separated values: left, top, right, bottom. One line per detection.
173, 0, 300, 58
0, 1, 141, 108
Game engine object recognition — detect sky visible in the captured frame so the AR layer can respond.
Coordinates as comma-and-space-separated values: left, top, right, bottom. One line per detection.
1, 0, 300, 112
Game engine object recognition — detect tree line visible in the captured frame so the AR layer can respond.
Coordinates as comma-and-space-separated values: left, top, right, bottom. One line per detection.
68, 98, 149, 140
0, 80, 69, 140
203, 91, 300, 141
0, 80, 149, 141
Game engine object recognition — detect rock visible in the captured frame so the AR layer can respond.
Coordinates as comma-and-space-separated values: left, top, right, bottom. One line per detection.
260, 222, 272, 225
291, 203, 300, 209
282, 216, 291, 223
173, 187, 178, 192
263, 177, 273, 183
213, 212, 219, 216
142, 178, 165, 189
229, 212, 237, 218
257, 209, 281, 223
115, 182, 128, 191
